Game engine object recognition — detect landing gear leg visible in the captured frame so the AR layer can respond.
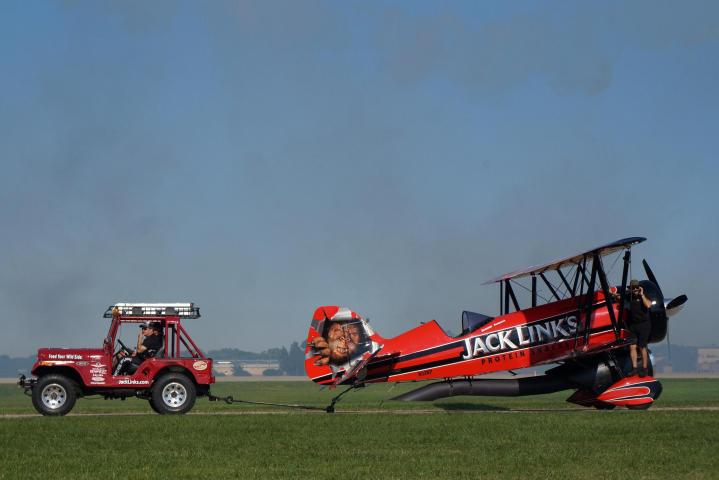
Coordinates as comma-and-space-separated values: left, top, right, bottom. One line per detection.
325, 383, 363, 413
606, 351, 624, 378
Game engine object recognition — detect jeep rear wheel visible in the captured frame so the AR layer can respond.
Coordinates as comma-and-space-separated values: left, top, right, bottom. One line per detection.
151, 373, 196, 414
148, 398, 161, 413
32, 374, 78, 416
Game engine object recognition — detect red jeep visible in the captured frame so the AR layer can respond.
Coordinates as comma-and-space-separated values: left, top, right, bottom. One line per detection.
19, 303, 214, 416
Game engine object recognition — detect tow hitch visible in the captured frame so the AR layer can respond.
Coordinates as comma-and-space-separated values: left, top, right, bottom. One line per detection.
18, 375, 36, 396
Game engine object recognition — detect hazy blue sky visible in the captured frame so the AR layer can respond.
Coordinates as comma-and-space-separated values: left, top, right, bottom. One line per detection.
1, 0, 717, 356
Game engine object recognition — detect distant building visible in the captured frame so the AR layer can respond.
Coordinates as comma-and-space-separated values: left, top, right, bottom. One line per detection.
648, 344, 698, 373
240, 360, 280, 376
651, 352, 672, 373
697, 347, 719, 373
213, 361, 235, 376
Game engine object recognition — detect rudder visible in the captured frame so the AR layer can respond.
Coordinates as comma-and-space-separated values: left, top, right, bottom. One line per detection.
304, 306, 381, 384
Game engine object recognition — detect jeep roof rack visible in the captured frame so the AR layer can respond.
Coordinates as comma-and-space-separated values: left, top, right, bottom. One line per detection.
103, 303, 200, 319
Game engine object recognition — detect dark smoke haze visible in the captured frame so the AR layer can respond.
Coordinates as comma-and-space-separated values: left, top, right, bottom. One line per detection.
1, 1, 717, 356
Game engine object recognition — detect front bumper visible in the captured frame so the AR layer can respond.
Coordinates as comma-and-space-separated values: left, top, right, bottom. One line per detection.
18, 375, 37, 393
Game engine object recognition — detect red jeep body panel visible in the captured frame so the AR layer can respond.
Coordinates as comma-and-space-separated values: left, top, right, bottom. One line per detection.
30, 306, 214, 391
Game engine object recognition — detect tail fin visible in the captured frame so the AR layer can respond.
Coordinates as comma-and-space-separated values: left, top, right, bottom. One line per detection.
304, 306, 381, 384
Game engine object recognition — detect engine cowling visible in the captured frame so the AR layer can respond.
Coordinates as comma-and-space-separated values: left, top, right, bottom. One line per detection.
639, 280, 668, 343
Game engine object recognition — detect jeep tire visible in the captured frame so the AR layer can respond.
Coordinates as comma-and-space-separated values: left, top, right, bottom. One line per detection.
150, 373, 196, 414
32, 374, 78, 416
148, 398, 161, 413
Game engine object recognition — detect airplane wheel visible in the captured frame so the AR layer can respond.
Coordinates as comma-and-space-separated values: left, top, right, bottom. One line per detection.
595, 404, 616, 410
627, 403, 652, 410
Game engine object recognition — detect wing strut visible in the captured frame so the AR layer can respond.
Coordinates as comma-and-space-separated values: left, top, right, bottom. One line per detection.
571, 264, 582, 296
596, 252, 620, 340
500, 281, 504, 315
504, 280, 520, 313
572, 257, 588, 352
539, 272, 560, 301
557, 268, 572, 296
616, 250, 631, 329
581, 256, 599, 349
577, 264, 590, 292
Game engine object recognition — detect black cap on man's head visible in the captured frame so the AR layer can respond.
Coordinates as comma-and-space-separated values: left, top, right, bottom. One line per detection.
139, 322, 162, 330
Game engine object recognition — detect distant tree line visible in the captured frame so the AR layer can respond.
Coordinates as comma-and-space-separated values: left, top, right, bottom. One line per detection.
275, 341, 305, 375
0, 343, 710, 376
0, 343, 307, 377
206, 341, 306, 376
206, 347, 289, 361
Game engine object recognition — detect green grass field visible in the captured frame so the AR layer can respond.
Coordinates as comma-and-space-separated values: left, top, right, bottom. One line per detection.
1, 379, 718, 479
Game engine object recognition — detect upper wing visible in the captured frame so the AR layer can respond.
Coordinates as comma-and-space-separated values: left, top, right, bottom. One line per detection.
483, 237, 646, 285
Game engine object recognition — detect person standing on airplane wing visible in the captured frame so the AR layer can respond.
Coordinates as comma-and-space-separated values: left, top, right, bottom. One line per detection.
626, 279, 653, 376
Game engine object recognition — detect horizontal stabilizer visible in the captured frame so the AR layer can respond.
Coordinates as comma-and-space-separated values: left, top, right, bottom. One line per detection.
331, 346, 383, 387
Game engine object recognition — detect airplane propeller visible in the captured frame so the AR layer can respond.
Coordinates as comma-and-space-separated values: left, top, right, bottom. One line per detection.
642, 259, 688, 317
642, 259, 661, 293
637, 258, 688, 348
665, 294, 688, 317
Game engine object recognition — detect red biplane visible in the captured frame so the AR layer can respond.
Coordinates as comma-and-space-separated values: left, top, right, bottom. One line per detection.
304, 237, 688, 410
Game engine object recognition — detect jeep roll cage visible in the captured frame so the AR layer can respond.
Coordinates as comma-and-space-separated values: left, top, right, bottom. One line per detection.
104, 303, 206, 360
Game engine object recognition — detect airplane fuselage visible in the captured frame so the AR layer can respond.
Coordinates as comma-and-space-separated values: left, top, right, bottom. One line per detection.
305, 292, 631, 385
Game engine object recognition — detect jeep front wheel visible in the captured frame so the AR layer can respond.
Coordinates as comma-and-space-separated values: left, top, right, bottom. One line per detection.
151, 373, 196, 414
32, 374, 78, 416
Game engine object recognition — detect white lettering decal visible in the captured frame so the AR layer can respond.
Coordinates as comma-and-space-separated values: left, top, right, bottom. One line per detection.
118, 379, 150, 385
459, 312, 584, 361
473, 337, 488, 356
517, 326, 531, 346
566, 316, 577, 333
554, 318, 569, 337
462, 338, 473, 360
498, 330, 517, 350
485, 333, 501, 352
534, 323, 552, 342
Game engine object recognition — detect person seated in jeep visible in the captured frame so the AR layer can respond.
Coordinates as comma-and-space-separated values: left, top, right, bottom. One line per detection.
114, 322, 163, 375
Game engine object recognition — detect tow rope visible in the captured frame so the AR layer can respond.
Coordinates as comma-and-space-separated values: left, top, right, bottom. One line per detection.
207, 383, 361, 413
207, 392, 327, 412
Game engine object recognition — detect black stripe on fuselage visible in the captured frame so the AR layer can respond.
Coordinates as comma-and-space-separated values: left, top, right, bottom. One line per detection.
358, 325, 615, 383
370, 303, 607, 368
